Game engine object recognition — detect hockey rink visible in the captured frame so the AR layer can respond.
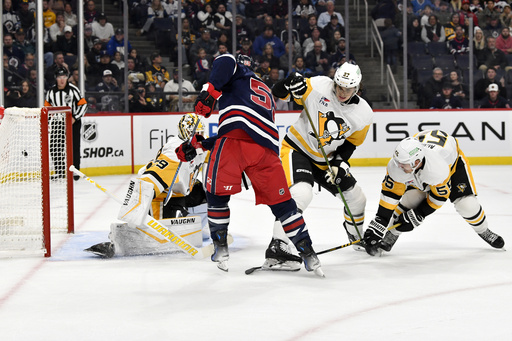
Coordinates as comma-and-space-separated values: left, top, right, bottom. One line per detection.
1, 165, 511, 340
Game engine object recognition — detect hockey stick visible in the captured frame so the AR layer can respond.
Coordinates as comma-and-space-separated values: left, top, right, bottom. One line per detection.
299, 97, 362, 240
69, 165, 232, 260
316, 223, 401, 255
163, 117, 201, 206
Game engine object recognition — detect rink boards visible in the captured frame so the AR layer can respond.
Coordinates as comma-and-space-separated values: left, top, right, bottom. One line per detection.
78, 110, 512, 175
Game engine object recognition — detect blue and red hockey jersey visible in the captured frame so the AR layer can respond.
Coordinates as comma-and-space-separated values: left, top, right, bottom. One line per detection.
208, 54, 280, 155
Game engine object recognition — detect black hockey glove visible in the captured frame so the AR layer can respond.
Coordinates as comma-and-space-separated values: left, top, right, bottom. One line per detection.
325, 160, 349, 186
289, 74, 307, 98
396, 209, 423, 232
363, 217, 387, 256
175, 142, 196, 162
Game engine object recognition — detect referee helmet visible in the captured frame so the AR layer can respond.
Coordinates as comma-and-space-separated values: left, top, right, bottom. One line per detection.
54, 67, 69, 78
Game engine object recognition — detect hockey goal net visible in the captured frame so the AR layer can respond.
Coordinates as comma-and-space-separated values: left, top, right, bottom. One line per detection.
0, 106, 74, 257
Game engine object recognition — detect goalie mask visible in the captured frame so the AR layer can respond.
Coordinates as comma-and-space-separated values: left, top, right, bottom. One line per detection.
393, 137, 425, 172
178, 113, 204, 141
333, 63, 362, 104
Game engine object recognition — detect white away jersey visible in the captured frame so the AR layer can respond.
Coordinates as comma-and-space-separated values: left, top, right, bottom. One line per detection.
138, 136, 208, 197
285, 76, 373, 165
387, 130, 460, 191
378, 130, 462, 221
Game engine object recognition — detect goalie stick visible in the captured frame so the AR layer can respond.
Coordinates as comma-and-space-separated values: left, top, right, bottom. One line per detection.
69, 165, 233, 260
245, 223, 401, 275
163, 117, 201, 206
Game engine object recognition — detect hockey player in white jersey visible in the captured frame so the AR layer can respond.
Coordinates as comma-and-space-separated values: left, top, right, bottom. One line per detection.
85, 113, 210, 258
259, 62, 374, 271
363, 130, 505, 256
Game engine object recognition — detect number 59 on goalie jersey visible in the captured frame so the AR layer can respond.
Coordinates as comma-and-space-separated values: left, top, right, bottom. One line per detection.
138, 135, 209, 200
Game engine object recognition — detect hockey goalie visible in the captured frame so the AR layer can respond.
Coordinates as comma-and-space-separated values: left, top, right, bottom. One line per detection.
85, 113, 210, 258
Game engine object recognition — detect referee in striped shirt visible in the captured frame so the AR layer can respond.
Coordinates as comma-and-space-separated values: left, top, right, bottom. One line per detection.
44, 67, 88, 178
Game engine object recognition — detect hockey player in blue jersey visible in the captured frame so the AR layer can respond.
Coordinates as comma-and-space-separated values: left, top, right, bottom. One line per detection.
176, 54, 324, 276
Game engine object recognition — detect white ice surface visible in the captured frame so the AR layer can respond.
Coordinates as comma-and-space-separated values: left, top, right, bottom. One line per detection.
1, 166, 511, 340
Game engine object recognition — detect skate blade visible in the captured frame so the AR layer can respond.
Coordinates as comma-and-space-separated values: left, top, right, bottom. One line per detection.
217, 260, 229, 272
352, 244, 366, 252
262, 259, 301, 271
313, 267, 325, 278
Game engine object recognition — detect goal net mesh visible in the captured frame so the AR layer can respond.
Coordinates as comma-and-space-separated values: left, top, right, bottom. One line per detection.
0, 107, 71, 255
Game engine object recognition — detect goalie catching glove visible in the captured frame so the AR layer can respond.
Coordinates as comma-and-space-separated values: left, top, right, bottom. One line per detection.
363, 217, 387, 256
194, 83, 222, 118
175, 134, 206, 162
396, 209, 423, 232
118, 178, 154, 227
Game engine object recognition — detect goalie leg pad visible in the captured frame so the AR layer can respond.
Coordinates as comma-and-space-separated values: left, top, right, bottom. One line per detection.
110, 214, 204, 257
188, 203, 209, 240
453, 195, 488, 233
118, 178, 154, 227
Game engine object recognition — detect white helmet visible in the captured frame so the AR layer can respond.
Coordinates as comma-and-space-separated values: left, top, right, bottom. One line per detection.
334, 63, 362, 89
178, 113, 204, 141
392, 137, 425, 170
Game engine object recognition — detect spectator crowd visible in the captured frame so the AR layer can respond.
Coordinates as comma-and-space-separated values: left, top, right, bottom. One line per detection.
3, 0, 360, 112
372, 0, 512, 108
9, 0, 510, 111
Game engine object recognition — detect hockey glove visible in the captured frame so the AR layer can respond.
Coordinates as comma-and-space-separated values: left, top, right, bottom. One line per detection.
325, 160, 350, 186
194, 83, 222, 118
189, 134, 206, 150
363, 217, 387, 256
396, 209, 423, 232
289, 74, 307, 99
175, 135, 205, 162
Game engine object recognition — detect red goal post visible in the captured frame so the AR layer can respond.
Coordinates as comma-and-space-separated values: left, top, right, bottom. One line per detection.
0, 106, 74, 257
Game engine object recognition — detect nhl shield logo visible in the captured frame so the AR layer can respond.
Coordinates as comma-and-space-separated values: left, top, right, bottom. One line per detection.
82, 122, 98, 142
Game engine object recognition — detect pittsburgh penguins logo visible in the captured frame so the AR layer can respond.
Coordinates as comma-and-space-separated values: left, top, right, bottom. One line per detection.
457, 183, 467, 193
311, 111, 350, 146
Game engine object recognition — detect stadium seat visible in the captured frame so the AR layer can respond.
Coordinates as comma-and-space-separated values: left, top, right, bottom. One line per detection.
455, 54, 476, 70
428, 41, 449, 56
462, 69, 484, 84
411, 54, 434, 71
407, 42, 427, 56
434, 55, 456, 71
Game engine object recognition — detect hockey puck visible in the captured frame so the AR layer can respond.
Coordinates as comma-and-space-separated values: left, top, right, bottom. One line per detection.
22, 150, 28, 157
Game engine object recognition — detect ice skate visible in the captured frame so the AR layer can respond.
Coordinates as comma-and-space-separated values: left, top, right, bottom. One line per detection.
295, 238, 325, 277
84, 242, 115, 258
478, 229, 505, 249
379, 231, 399, 252
344, 222, 366, 251
262, 239, 302, 271
211, 230, 229, 271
